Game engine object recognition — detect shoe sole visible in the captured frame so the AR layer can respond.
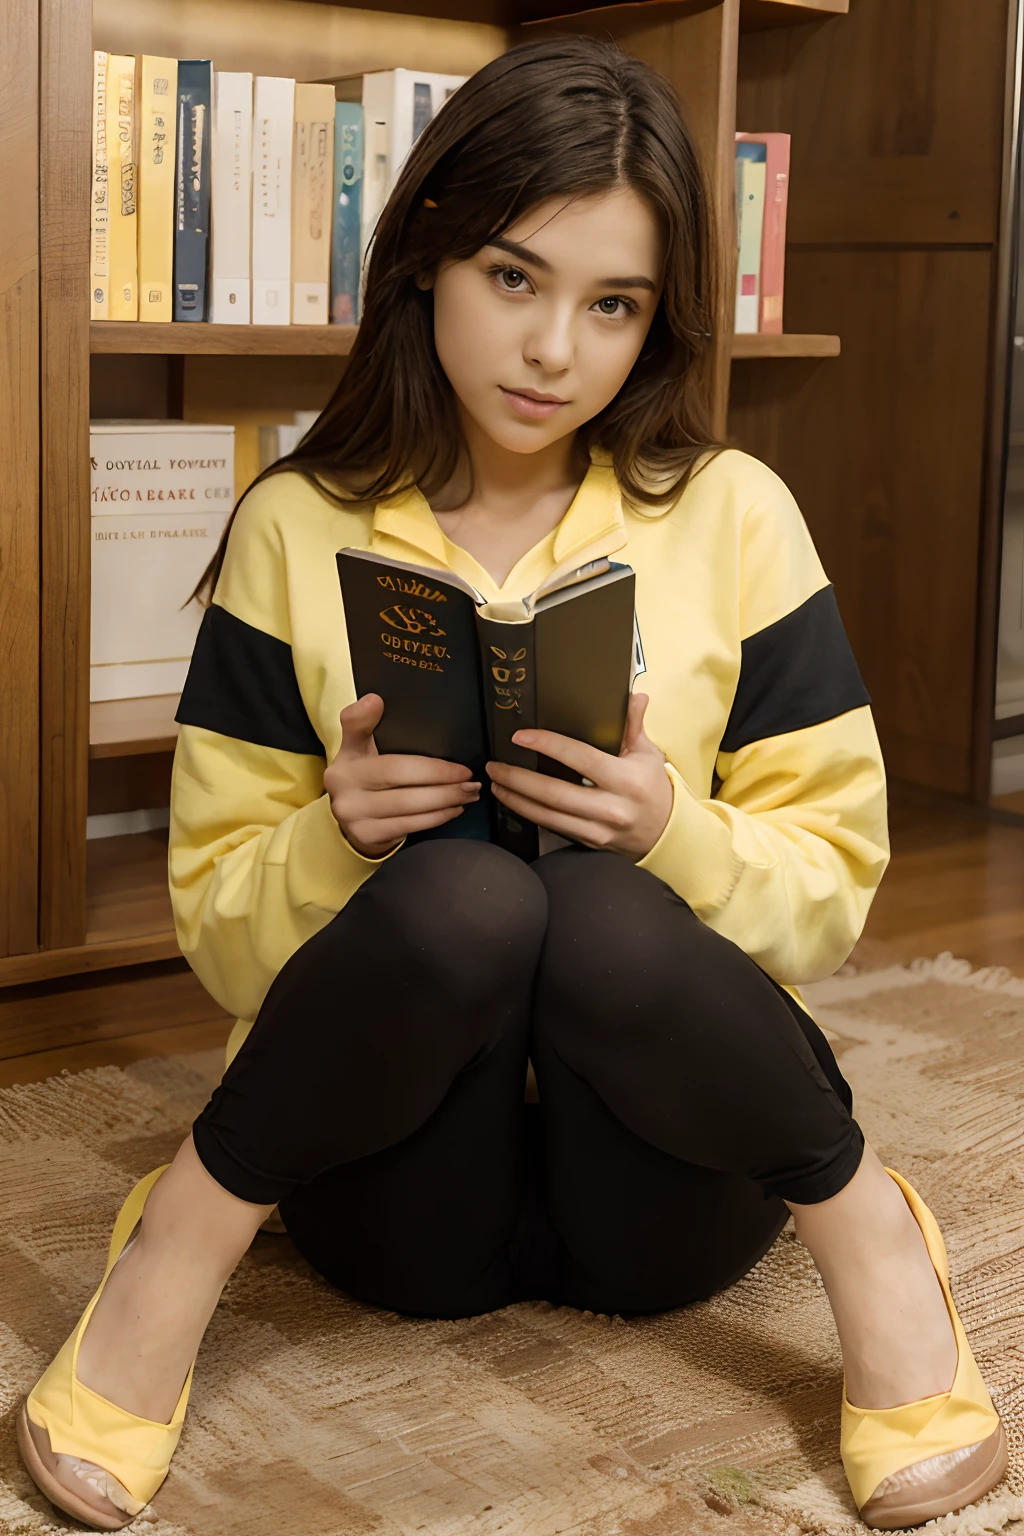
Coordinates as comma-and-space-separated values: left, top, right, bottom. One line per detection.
859, 1422, 1008, 1531
17, 1402, 134, 1532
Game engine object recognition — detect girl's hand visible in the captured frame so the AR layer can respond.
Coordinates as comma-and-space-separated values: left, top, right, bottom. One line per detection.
486, 693, 672, 861
325, 694, 480, 858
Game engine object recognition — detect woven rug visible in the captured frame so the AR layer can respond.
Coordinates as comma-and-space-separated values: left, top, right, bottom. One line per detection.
2, 954, 1024, 1536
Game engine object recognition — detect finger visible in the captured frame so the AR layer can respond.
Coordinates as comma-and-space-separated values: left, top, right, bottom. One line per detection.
360, 783, 480, 818
509, 728, 612, 783
369, 755, 477, 789
487, 759, 625, 815
363, 805, 468, 844
339, 693, 385, 756
620, 692, 649, 755
489, 783, 614, 849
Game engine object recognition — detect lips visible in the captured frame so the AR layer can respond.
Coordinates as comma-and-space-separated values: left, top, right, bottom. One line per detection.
500, 386, 569, 420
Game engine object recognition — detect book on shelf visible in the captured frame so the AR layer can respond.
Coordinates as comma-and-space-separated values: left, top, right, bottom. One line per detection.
257, 410, 321, 471
136, 56, 177, 322
90, 420, 234, 702
337, 548, 641, 860
292, 84, 336, 325
252, 75, 295, 324
736, 132, 790, 334
174, 60, 213, 321
211, 72, 253, 323
90, 52, 110, 320
331, 104, 363, 325
359, 69, 467, 261
734, 140, 766, 335
106, 54, 139, 321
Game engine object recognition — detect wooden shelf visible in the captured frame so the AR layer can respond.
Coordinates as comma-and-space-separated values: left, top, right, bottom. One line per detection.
92, 321, 836, 362
90, 695, 180, 759
731, 333, 841, 359
0, 830, 178, 988
740, 0, 848, 30
90, 322, 357, 356
519, 0, 847, 23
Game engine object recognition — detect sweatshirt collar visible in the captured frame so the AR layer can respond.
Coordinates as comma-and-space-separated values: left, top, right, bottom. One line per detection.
369, 455, 627, 577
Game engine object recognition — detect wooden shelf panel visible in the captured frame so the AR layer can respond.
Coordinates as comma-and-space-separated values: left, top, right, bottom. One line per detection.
0, 829, 178, 988
740, 0, 847, 30
93, 321, 837, 362
90, 695, 180, 759
518, 0, 846, 23
731, 332, 841, 359
91, 322, 357, 356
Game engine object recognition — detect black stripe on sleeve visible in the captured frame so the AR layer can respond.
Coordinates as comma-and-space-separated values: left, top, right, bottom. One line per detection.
176, 603, 325, 756
720, 585, 870, 754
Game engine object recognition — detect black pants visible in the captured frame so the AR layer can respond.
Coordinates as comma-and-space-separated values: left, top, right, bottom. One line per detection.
192, 841, 864, 1319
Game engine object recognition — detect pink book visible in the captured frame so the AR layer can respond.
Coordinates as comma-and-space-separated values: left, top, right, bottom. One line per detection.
736, 132, 790, 333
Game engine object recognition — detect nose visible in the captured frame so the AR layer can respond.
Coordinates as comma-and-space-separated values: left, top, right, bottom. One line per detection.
523, 301, 574, 377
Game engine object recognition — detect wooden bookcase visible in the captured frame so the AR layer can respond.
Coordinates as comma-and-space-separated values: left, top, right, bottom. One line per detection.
4, 0, 849, 990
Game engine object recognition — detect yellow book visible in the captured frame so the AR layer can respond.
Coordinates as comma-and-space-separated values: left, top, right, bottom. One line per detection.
291, 83, 336, 325
90, 52, 110, 319
136, 56, 178, 322
106, 54, 138, 321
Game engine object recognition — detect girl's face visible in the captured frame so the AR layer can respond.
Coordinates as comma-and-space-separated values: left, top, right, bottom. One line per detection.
429, 187, 665, 457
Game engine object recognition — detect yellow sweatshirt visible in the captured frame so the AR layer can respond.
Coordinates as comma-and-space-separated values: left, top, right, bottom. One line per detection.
170, 449, 888, 1049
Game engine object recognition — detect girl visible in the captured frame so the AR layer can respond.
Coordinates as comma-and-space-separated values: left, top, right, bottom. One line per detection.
20, 36, 1004, 1533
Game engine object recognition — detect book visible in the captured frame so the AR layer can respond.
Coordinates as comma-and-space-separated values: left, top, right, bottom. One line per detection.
252, 76, 295, 324
337, 548, 640, 858
106, 54, 138, 321
173, 60, 213, 321
736, 132, 790, 333
136, 56, 178, 322
292, 83, 335, 325
257, 410, 321, 471
90, 51, 110, 320
90, 421, 234, 701
359, 70, 466, 260
330, 104, 363, 324
734, 141, 767, 335
210, 72, 253, 323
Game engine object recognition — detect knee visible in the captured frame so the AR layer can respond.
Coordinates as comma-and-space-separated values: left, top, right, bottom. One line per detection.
362, 839, 548, 988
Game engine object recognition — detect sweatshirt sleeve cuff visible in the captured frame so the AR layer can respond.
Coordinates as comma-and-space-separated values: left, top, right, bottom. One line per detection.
287, 793, 404, 911
637, 763, 743, 912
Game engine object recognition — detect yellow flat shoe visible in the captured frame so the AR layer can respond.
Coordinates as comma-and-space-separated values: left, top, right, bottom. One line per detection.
841, 1169, 1006, 1531
17, 1166, 195, 1531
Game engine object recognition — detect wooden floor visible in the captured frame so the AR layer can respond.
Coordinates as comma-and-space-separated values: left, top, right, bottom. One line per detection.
1, 781, 1022, 1092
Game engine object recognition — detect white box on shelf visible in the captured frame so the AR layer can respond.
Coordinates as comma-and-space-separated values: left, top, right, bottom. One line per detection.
90, 421, 234, 702
252, 75, 295, 324
211, 71, 253, 323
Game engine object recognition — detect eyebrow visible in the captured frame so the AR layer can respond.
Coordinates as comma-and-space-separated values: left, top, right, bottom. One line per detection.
486, 235, 658, 293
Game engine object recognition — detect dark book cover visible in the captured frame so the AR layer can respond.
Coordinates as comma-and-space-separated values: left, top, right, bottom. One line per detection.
173, 60, 212, 321
337, 549, 637, 859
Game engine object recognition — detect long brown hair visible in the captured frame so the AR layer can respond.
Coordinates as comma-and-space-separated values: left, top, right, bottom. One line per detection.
196, 35, 720, 602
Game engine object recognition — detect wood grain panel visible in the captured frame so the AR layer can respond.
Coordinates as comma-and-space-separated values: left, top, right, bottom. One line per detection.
0, 959, 226, 1064
39, 0, 92, 950
728, 249, 993, 795
0, 0, 41, 957
0, 932, 180, 990
91, 321, 358, 355
737, 0, 1008, 245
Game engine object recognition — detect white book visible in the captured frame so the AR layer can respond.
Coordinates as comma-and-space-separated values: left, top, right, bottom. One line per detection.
292, 83, 335, 324
211, 72, 253, 323
734, 146, 766, 334
252, 76, 295, 324
90, 51, 110, 319
90, 421, 234, 701
360, 69, 466, 261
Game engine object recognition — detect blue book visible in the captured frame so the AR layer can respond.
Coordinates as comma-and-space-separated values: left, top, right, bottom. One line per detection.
330, 103, 363, 325
173, 60, 213, 321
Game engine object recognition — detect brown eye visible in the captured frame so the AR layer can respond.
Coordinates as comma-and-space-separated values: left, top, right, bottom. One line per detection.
597, 296, 625, 315
500, 267, 527, 289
